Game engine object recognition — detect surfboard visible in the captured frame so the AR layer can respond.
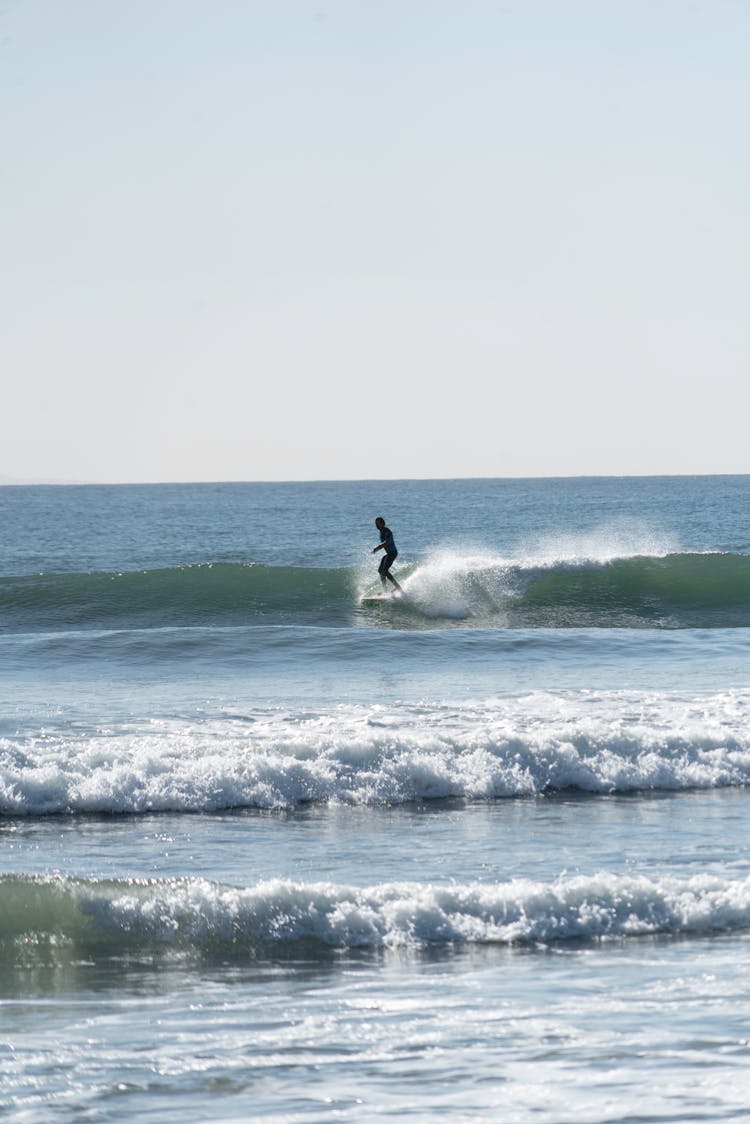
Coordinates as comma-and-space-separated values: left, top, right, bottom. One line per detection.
361, 591, 406, 604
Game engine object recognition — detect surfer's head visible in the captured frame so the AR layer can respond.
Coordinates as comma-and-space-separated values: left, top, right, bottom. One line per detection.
375, 516, 385, 529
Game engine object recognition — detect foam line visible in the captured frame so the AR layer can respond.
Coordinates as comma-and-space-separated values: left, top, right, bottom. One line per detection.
3, 870, 750, 951
3, 691, 750, 815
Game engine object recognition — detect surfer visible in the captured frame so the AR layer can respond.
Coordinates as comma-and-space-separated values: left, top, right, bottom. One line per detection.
372, 516, 403, 594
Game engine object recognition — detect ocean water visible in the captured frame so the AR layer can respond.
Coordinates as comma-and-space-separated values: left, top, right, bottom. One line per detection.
2, 475, 750, 1122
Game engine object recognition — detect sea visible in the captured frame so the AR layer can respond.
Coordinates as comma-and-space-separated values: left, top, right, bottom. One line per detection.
2, 475, 750, 1122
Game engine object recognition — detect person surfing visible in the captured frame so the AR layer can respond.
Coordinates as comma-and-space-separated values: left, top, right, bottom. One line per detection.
372, 516, 403, 594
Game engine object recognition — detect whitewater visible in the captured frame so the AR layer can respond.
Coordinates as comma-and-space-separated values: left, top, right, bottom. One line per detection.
2, 475, 750, 1122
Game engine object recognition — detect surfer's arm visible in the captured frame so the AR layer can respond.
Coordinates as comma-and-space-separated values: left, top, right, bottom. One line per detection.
372, 543, 384, 554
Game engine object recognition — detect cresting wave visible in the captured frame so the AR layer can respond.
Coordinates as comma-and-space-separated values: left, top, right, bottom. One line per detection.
2, 552, 750, 632
3, 870, 750, 952
3, 692, 750, 815
397, 550, 750, 628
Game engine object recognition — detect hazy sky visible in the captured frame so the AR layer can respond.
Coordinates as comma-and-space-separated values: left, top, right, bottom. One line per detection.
3, 0, 748, 483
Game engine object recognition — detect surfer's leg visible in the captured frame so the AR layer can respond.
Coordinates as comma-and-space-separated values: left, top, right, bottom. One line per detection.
381, 554, 402, 593
378, 555, 389, 589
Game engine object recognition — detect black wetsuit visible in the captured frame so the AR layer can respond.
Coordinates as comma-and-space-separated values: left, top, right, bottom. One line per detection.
378, 525, 398, 580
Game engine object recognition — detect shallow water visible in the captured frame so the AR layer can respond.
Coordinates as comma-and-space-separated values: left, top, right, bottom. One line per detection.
2, 476, 750, 1120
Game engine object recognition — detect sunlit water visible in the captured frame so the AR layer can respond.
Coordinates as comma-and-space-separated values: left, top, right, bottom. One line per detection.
2, 476, 750, 1121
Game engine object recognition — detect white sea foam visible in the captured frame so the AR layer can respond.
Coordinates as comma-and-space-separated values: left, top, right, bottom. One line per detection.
2, 690, 750, 816
398, 549, 515, 618
5, 869, 749, 950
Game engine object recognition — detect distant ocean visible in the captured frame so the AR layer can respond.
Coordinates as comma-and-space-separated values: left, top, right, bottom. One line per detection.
2, 476, 750, 1122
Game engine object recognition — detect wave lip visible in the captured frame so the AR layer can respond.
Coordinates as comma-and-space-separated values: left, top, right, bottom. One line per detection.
3, 871, 750, 953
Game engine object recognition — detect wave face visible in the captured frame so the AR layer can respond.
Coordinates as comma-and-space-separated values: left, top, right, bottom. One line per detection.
3, 692, 749, 816
0, 564, 354, 632
3, 871, 750, 954
3, 552, 750, 633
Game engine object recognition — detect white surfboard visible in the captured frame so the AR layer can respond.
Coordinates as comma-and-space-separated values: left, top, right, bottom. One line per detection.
361, 591, 407, 604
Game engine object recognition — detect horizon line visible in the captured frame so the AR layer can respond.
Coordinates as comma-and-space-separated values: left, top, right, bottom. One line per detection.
2, 470, 749, 488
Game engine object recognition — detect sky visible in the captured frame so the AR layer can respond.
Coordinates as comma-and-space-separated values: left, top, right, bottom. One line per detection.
2, 0, 749, 483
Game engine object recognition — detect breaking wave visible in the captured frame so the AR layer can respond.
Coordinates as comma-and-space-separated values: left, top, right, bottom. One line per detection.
3, 551, 750, 633
4, 870, 750, 953
2, 691, 750, 816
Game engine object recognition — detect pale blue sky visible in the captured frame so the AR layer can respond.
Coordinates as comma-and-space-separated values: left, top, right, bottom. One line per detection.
3, 0, 748, 482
